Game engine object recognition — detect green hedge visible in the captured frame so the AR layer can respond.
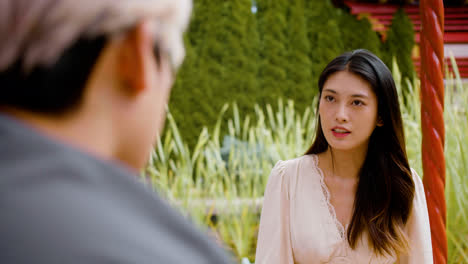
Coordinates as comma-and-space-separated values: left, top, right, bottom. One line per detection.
168, 0, 415, 148
383, 8, 415, 99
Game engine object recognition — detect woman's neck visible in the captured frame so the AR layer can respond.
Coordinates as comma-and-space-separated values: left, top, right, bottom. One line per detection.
321, 146, 367, 180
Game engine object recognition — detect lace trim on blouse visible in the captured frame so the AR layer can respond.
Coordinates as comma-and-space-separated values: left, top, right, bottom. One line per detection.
312, 154, 348, 241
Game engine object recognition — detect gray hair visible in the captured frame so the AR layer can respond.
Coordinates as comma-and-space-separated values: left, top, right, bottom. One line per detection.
0, 0, 192, 72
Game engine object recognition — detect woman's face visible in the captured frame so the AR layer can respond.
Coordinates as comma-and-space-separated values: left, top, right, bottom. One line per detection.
319, 70, 381, 152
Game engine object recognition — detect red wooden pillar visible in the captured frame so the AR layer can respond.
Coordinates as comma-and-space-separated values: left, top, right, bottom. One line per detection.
419, 1, 447, 263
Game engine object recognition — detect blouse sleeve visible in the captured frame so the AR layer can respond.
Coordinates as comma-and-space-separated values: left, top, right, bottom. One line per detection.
398, 169, 434, 264
255, 160, 294, 264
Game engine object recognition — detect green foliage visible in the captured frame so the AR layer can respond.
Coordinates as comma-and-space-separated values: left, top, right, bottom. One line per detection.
168, 0, 216, 148
257, 0, 290, 107
339, 12, 383, 59
444, 57, 468, 263
222, 0, 260, 130
169, 0, 260, 147
285, 0, 314, 113
383, 8, 416, 97
305, 0, 344, 86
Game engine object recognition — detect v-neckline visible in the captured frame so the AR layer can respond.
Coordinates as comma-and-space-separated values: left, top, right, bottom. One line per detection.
311, 154, 348, 240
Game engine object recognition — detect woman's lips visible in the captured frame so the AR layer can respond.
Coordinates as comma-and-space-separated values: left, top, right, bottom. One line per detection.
331, 127, 351, 138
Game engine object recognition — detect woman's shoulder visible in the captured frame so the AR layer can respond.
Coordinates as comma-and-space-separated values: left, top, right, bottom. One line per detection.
272, 154, 318, 174
409, 168, 424, 188
409, 168, 426, 198
268, 155, 320, 197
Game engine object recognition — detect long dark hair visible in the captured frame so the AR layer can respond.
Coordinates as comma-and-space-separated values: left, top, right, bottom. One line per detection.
305, 49, 415, 256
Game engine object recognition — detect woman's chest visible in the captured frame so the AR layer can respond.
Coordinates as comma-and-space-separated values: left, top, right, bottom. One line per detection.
288, 170, 396, 264
324, 179, 355, 231
289, 182, 348, 263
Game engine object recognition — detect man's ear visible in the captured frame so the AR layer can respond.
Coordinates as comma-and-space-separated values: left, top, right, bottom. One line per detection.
116, 21, 153, 94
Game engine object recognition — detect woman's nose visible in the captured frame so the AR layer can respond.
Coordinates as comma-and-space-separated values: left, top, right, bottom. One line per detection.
335, 105, 348, 123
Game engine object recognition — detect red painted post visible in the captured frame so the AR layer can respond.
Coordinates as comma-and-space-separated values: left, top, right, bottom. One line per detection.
419, 0, 447, 263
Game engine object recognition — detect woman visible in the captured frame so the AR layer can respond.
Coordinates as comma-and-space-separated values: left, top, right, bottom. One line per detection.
255, 50, 433, 264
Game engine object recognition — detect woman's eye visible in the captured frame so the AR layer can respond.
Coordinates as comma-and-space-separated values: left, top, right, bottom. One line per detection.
352, 100, 364, 106
324, 95, 335, 102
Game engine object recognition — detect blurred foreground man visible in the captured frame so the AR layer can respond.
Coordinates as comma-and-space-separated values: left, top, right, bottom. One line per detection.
0, 0, 231, 263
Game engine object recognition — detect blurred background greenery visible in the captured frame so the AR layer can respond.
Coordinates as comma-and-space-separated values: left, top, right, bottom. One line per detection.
169, 0, 415, 148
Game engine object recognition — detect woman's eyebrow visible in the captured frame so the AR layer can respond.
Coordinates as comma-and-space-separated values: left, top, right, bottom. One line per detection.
351, 93, 369, 99
323, 88, 337, 94
324, 89, 369, 99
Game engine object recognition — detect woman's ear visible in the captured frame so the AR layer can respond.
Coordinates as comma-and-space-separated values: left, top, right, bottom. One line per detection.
377, 116, 384, 127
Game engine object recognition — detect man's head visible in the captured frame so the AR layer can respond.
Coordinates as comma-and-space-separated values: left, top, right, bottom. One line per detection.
0, 0, 192, 170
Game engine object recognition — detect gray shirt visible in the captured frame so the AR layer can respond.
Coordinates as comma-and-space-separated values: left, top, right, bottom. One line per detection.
0, 113, 232, 263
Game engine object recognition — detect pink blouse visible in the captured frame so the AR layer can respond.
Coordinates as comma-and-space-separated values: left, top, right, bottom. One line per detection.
255, 154, 433, 264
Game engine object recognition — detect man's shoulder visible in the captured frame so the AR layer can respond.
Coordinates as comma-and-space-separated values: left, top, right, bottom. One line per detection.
1, 154, 232, 263
0, 125, 232, 263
